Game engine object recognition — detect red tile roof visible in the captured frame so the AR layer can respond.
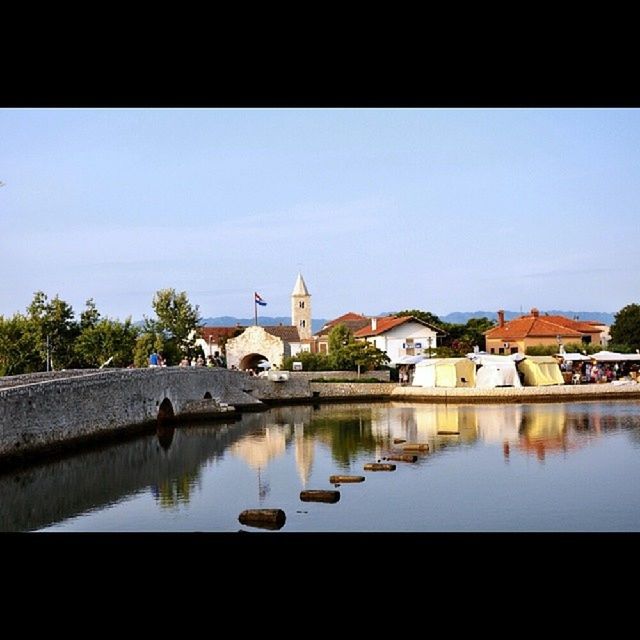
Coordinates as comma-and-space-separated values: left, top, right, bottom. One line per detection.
354, 315, 441, 338
354, 315, 411, 337
315, 312, 370, 336
199, 326, 246, 341
485, 313, 601, 340
263, 325, 301, 342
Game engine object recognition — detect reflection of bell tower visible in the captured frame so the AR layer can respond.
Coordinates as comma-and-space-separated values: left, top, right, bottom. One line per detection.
291, 273, 311, 340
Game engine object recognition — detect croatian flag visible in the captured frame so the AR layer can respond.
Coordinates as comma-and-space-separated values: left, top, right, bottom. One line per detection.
255, 292, 267, 306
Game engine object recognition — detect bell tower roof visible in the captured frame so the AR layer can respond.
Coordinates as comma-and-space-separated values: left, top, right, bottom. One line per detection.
291, 272, 310, 296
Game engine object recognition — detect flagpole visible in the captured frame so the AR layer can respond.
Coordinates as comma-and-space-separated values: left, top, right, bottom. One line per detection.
254, 294, 257, 326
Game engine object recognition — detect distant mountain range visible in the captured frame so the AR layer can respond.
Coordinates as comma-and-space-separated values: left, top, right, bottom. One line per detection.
201, 310, 616, 331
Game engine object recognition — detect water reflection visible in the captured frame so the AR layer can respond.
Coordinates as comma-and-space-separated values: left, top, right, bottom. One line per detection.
1, 400, 639, 532
151, 472, 199, 508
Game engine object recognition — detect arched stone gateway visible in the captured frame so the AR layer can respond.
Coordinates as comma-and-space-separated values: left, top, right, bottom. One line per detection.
240, 352, 268, 372
226, 326, 289, 370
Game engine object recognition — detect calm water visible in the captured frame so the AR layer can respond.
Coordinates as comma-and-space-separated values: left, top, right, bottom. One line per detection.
3, 400, 640, 532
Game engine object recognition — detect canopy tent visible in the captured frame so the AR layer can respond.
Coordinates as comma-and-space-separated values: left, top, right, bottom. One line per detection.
412, 357, 476, 388
517, 356, 565, 386
471, 354, 523, 388
590, 350, 640, 362
396, 355, 427, 365
556, 352, 591, 362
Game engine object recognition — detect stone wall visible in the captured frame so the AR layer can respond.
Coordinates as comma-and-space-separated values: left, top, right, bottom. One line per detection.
309, 382, 397, 399
287, 370, 391, 382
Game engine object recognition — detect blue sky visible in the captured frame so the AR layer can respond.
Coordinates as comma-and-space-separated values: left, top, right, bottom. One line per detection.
1, 108, 639, 322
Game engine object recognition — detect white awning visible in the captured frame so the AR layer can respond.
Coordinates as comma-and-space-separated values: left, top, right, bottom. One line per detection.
591, 351, 640, 362
557, 352, 591, 361
396, 355, 427, 365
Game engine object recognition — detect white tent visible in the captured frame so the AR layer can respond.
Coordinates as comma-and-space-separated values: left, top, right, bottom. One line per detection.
591, 350, 640, 362
557, 352, 591, 361
471, 354, 523, 388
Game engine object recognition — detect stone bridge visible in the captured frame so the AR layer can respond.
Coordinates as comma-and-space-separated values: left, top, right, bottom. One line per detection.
0, 367, 267, 463
0, 367, 395, 465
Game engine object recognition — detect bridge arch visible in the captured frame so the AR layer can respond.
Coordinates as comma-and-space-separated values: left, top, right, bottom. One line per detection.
157, 397, 175, 426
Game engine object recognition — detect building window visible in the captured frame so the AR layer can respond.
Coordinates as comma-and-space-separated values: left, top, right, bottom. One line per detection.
299, 301, 304, 308
498, 347, 504, 354
300, 319, 306, 328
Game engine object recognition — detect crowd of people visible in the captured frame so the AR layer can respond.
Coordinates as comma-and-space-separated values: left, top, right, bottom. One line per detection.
149, 352, 225, 368
559, 358, 639, 384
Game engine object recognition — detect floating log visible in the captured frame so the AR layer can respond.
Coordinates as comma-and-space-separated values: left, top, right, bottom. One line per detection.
402, 443, 430, 451
393, 438, 406, 444
385, 454, 418, 463
364, 463, 396, 471
329, 475, 365, 483
238, 509, 286, 530
437, 430, 460, 436
300, 490, 341, 503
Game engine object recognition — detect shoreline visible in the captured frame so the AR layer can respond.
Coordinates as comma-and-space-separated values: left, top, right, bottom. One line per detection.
387, 382, 640, 403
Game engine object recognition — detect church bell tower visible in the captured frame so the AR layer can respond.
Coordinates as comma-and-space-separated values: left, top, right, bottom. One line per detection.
291, 273, 311, 340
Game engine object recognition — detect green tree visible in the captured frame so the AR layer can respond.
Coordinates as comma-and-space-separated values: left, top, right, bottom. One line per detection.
0, 313, 41, 375
147, 288, 202, 364
610, 303, 640, 352
281, 351, 332, 371
26, 291, 79, 370
75, 317, 140, 368
80, 298, 100, 330
438, 317, 495, 355
462, 317, 495, 350
525, 344, 560, 356
562, 342, 601, 355
329, 339, 390, 372
328, 323, 353, 353
325, 323, 390, 371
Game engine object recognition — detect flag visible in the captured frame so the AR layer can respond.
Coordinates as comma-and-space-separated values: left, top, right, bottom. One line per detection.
254, 292, 267, 306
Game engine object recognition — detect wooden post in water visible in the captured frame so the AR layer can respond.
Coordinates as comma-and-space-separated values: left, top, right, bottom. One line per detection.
329, 475, 365, 483
402, 443, 430, 451
238, 508, 286, 530
364, 462, 396, 471
385, 454, 418, 463
300, 490, 341, 503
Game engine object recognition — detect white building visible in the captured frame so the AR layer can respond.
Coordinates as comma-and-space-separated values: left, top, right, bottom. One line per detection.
354, 315, 441, 366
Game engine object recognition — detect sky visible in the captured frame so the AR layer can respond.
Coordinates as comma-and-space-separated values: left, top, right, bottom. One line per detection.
1, 107, 639, 323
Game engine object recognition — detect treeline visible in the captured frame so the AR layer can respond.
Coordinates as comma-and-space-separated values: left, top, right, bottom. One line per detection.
3, 290, 638, 378
0, 289, 203, 376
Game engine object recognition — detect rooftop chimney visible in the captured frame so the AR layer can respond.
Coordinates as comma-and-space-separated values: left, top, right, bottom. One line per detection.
498, 310, 505, 327
371, 317, 377, 331
531, 308, 539, 318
